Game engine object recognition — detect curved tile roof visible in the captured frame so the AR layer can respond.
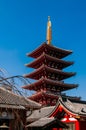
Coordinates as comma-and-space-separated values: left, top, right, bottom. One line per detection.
49, 97, 86, 117
0, 87, 41, 109
27, 106, 55, 122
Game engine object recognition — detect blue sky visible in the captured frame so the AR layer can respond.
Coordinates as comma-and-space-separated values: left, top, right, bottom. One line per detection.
0, 0, 86, 99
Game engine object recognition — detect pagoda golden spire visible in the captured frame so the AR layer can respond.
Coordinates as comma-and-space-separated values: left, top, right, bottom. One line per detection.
46, 16, 52, 45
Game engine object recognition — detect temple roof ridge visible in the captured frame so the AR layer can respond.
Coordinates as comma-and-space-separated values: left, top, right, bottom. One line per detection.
48, 97, 86, 117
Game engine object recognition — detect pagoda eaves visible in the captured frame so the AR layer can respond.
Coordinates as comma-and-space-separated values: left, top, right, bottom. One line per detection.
28, 91, 80, 102
24, 65, 76, 80
27, 42, 72, 59
25, 53, 74, 69
22, 77, 78, 92
28, 91, 59, 100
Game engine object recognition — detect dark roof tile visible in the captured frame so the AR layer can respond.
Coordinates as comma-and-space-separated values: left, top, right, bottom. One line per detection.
0, 87, 41, 109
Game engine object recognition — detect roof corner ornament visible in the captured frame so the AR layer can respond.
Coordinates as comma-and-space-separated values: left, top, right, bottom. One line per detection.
46, 16, 52, 45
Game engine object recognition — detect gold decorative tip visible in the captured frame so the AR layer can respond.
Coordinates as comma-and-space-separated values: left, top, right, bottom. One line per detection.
46, 16, 52, 45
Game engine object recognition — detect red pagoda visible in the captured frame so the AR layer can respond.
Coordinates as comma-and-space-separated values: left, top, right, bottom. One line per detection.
23, 16, 78, 106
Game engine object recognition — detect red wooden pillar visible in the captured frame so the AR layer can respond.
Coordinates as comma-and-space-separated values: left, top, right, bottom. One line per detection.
75, 120, 79, 130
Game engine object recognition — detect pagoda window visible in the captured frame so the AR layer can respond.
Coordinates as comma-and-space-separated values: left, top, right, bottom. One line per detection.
58, 90, 61, 94
55, 76, 58, 80
60, 75, 64, 80
54, 64, 57, 68
48, 75, 51, 78
51, 53, 54, 57
48, 51, 54, 57
50, 51, 53, 56
48, 50, 52, 55
51, 63, 55, 68
57, 75, 60, 80
51, 86, 56, 91
51, 63, 53, 68
47, 85, 51, 91
48, 73, 51, 78
57, 53, 62, 58
54, 52, 59, 58
54, 52, 57, 58
48, 62, 50, 67
54, 53, 57, 57
59, 64, 63, 69
56, 91, 60, 95
55, 74, 58, 79
47, 84, 51, 88
51, 74, 55, 80
55, 64, 58, 69
56, 63, 59, 68
48, 61, 52, 67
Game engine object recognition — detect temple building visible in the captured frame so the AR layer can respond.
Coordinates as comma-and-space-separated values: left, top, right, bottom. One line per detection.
0, 86, 41, 129
23, 16, 78, 106
22, 17, 86, 130
26, 96, 86, 130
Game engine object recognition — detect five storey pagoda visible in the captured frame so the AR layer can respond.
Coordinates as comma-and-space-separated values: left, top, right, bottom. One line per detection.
23, 16, 78, 106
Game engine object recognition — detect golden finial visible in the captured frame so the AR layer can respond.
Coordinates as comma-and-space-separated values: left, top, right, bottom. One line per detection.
46, 16, 52, 45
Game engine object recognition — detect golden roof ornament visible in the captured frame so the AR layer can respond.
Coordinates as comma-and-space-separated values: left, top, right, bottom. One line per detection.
46, 16, 52, 45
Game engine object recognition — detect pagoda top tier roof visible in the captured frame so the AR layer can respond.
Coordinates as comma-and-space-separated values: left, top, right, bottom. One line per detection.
26, 53, 74, 69
27, 42, 72, 59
